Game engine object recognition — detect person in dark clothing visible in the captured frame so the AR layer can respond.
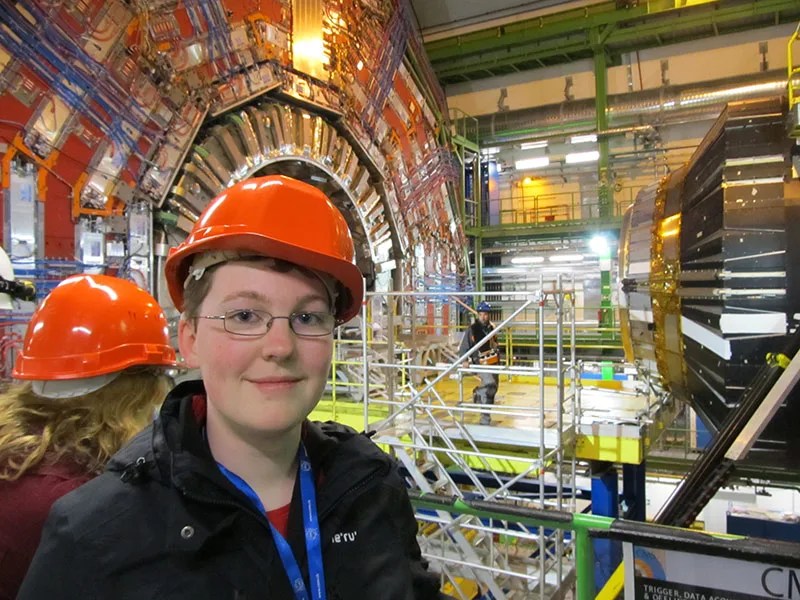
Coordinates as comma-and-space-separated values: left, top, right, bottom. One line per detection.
459, 301, 500, 425
19, 175, 443, 599
0, 274, 176, 600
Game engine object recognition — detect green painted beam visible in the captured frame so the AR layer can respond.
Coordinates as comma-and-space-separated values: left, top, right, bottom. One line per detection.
472, 217, 623, 241
427, 0, 800, 83
607, 0, 799, 45
435, 39, 595, 81
451, 135, 479, 153
425, 1, 638, 62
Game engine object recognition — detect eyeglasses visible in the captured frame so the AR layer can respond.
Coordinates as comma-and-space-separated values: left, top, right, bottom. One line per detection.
196, 309, 336, 337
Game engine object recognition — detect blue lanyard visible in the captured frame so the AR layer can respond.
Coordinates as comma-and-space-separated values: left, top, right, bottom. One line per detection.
217, 444, 326, 600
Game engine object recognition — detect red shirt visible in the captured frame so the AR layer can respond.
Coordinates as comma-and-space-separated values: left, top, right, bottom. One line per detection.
266, 503, 291, 537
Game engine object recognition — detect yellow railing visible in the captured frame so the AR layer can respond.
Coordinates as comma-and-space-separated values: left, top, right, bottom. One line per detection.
788, 22, 800, 112
492, 187, 637, 227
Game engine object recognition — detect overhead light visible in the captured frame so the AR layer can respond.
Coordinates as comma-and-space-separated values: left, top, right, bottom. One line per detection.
515, 157, 550, 170
589, 235, 609, 255
549, 253, 584, 263
481, 146, 500, 155
511, 256, 545, 265
570, 134, 597, 144
520, 141, 548, 150
565, 150, 599, 164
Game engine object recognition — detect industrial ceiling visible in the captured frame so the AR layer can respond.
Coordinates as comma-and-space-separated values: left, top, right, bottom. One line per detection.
413, 0, 800, 85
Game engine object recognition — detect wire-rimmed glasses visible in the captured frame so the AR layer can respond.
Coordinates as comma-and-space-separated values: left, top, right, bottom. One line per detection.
196, 309, 336, 337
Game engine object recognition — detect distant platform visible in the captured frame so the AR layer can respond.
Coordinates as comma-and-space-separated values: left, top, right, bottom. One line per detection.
313, 375, 682, 466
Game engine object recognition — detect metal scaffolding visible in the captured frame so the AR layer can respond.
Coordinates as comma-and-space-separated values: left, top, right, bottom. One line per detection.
344, 278, 583, 598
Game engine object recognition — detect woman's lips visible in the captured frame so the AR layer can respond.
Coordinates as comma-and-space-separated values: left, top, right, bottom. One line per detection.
248, 377, 300, 391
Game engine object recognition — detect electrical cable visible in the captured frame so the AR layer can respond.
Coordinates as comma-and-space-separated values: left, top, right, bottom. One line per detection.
27, 0, 158, 129
0, 4, 155, 153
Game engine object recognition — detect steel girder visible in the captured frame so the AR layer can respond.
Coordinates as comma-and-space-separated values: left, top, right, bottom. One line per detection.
425, 0, 800, 84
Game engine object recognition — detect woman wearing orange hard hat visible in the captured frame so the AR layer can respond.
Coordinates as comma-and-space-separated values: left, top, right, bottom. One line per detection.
0, 274, 176, 600
20, 175, 446, 600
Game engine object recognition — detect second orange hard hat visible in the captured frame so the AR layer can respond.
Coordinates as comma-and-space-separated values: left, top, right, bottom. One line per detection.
13, 274, 177, 396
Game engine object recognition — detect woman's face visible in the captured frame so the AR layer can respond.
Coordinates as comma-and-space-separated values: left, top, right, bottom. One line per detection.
178, 261, 334, 443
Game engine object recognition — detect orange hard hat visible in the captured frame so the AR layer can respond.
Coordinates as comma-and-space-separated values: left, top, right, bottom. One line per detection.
164, 175, 364, 322
13, 275, 177, 383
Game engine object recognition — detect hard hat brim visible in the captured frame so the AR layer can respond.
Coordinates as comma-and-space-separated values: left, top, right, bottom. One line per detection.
166, 231, 364, 323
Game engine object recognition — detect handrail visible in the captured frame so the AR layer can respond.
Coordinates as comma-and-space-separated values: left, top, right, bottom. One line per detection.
489, 187, 637, 228
410, 492, 800, 600
449, 107, 479, 145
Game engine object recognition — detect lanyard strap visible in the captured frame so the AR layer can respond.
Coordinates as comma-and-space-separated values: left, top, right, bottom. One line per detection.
217, 444, 326, 600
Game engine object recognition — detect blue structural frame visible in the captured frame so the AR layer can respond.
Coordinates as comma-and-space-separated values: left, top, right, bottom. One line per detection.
622, 462, 647, 521
591, 464, 621, 591
696, 414, 712, 449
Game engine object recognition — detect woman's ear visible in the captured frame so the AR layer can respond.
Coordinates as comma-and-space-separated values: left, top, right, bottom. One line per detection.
177, 317, 200, 369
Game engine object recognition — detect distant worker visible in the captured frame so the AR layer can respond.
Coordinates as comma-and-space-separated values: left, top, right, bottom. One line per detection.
0, 274, 177, 600
459, 301, 500, 425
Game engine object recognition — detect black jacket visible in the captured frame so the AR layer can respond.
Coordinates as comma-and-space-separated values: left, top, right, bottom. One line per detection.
459, 319, 496, 363
18, 381, 442, 599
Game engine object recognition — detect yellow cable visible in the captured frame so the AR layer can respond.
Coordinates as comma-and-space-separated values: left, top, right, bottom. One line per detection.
596, 562, 625, 600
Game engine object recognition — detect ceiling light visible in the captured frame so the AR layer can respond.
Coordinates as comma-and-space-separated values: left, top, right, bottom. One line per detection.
549, 254, 584, 263
515, 157, 550, 170
511, 256, 545, 265
565, 151, 599, 164
589, 235, 609, 255
481, 146, 500, 155
520, 141, 548, 150
570, 134, 597, 144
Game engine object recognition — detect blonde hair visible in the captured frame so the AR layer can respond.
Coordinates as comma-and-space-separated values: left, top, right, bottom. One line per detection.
0, 370, 170, 481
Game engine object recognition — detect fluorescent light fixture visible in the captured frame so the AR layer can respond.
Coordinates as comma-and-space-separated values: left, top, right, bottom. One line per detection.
565, 150, 599, 164
570, 134, 597, 144
520, 140, 548, 150
589, 235, 609, 255
510, 256, 545, 265
515, 157, 550, 170
549, 253, 584, 263
481, 146, 500, 155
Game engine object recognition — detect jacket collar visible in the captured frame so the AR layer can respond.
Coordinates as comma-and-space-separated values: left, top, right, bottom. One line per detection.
109, 380, 392, 513
106, 381, 393, 565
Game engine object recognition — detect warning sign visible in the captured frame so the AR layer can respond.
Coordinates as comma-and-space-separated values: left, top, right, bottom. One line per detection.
623, 544, 800, 600
636, 577, 778, 600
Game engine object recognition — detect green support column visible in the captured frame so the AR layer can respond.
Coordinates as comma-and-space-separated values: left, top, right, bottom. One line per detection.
591, 30, 615, 337
599, 237, 614, 337
592, 29, 613, 220
475, 234, 483, 292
